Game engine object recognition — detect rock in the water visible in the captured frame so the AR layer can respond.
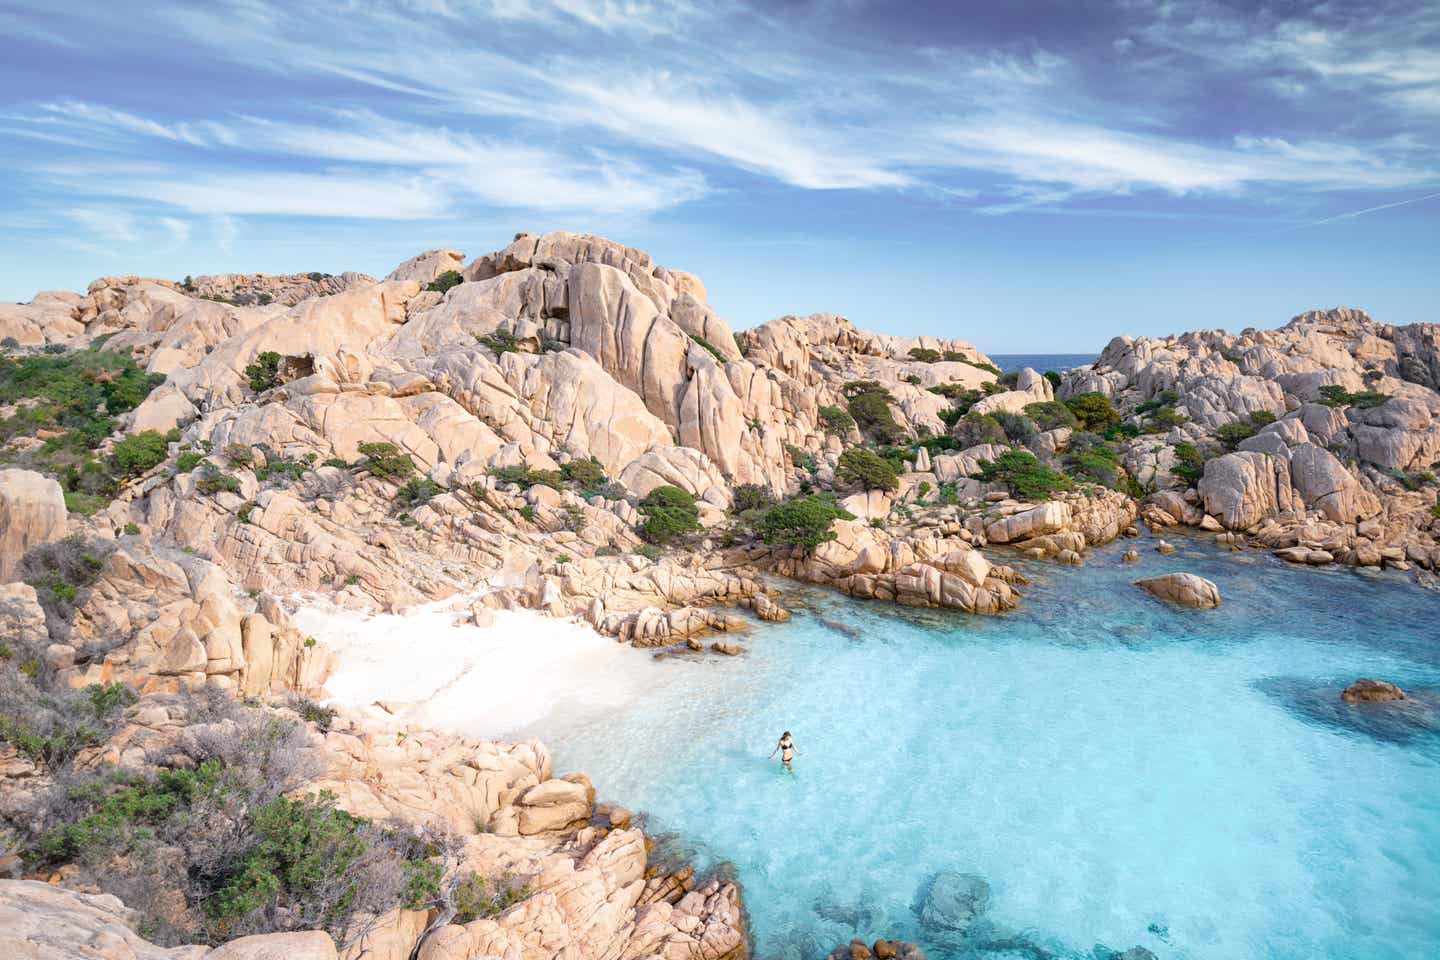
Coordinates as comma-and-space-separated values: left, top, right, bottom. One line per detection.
1155, 539, 1176, 554
1135, 573, 1221, 608
1122, 549, 1139, 562
1342, 678, 1407, 702
917, 871, 990, 933
710, 640, 743, 656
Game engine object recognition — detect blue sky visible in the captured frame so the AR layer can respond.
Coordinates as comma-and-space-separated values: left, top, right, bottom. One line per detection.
1, 0, 1437, 351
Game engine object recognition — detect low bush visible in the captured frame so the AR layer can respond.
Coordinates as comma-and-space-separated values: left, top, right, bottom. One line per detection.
559, 456, 606, 490
753, 494, 854, 551
1142, 406, 1186, 432
636, 486, 701, 545
223, 443, 254, 467
1064, 432, 1122, 488
836, 447, 899, 492
1043, 370, 1062, 388
426, 270, 464, 294
357, 442, 417, 480
847, 390, 908, 445
1170, 441, 1207, 486
1215, 421, 1256, 450
1023, 400, 1077, 431
397, 477, 443, 506
976, 450, 1071, 500
689, 334, 728, 363
992, 410, 1038, 444
110, 430, 169, 479
489, 463, 561, 489
907, 347, 941, 363
243, 352, 282, 392
817, 404, 855, 434
1317, 385, 1389, 409
1249, 409, 1277, 427
195, 464, 242, 495
21, 535, 114, 631
477, 329, 522, 355
731, 483, 776, 514
958, 357, 1001, 376
1064, 392, 1120, 431
176, 451, 204, 473
953, 412, 1006, 447
62, 492, 106, 516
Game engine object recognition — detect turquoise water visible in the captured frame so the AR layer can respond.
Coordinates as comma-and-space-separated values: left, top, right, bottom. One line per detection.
525, 538, 1440, 960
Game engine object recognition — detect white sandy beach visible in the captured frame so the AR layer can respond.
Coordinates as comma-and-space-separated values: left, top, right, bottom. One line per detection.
291, 597, 665, 739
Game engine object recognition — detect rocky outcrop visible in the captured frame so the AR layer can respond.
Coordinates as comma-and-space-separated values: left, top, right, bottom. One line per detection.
1135, 573, 1221, 608
0, 879, 336, 959
0, 468, 67, 581
1342, 678, 1407, 702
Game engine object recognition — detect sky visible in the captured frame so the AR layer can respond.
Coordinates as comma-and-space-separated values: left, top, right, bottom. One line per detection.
1, 0, 1437, 352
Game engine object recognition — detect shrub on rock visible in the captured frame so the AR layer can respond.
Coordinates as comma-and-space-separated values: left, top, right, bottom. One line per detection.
836, 448, 900, 492
426, 269, 464, 294
110, 430, 169, 479
1064, 392, 1120, 431
357, 442, 416, 480
637, 485, 700, 545
976, 450, 1070, 500
243, 351, 282, 392
754, 494, 854, 551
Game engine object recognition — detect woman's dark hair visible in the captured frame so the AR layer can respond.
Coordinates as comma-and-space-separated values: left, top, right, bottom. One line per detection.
782, 731, 791, 738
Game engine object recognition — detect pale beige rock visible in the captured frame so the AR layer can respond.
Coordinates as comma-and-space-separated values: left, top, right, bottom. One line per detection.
1135, 572, 1221, 608
0, 468, 67, 582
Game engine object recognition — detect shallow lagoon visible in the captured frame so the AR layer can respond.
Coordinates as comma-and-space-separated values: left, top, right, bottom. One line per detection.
521, 538, 1440, 960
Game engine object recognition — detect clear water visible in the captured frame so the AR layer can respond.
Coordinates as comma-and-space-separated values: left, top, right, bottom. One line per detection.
519, 538, 1440, 960
989, 353, 1097, 374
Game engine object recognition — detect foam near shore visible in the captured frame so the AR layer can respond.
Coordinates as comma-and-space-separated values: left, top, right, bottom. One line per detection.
292, 597, 664, 738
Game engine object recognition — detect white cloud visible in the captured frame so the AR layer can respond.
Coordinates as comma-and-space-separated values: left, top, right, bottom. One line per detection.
63, 207, 139, 244
212, 214, 240, 253
159, 216, 192, 246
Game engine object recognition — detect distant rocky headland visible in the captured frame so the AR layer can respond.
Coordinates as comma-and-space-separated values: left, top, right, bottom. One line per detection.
2, 230, 1437, 959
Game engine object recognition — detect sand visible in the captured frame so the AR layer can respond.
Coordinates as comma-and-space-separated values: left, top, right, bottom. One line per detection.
291, 597, 664, 739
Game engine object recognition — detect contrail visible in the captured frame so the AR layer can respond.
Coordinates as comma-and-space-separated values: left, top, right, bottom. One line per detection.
1304, 189, 1440, 227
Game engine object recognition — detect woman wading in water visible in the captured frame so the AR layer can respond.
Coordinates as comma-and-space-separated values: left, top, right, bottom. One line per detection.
769, 731, 798, 772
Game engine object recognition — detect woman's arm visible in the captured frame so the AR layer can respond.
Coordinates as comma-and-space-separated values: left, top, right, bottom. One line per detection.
768, 744, 778, 758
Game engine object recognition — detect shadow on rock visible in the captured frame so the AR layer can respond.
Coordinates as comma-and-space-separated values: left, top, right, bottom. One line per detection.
1254, 677, 1439, 746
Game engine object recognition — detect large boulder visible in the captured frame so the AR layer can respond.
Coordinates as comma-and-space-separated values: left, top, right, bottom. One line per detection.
1197, 451, 1298, 530
0, 468, 66, 582
1135, 573, 1221, 608
984, 500, 1071, 544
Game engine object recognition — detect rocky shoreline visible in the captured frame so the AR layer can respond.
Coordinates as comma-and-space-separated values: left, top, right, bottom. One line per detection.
3, 229, 1439, 958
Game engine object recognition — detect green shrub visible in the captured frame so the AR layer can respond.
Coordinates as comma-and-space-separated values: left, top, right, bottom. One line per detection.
1064, 433, 1122, 488
731, 483, 776, 514
1043, 370, 1062, 388
1136, 391, 1180, 414
977, 450, 1071, 500
785, 443, 817, 473
636, 486, 701, 545
110, 430, 169, 479
1249, 409, 1277, 427
836, 448, 899, 492
243, 352, 282, 392
176, 451, 204, 473
21, 535, 114, 627
237, 501, 256, 524
254, 451, 306, 484
1431, 502, 1440, 519
817, 405, 855, 434
1064, 392, 1120, 430
357, 442, 416, 480
195, 464, 241, 495
397, 477, 442, 505
123, 522, 140, 536
559, 457, 606, 490
907, 347, 942, 363
1139, 405, 1186, 433
847, 390, 908, 445
489, 463, 561, 489
426, 270, 464, 294
1216, 421, 1257, 450
689, 334, 728, 363
959, 357, 1001, 376
1317, 385, 1389, 409
1170, 441, 1207, 486
321, 457, 349, 469
1023, 401, 1077, 431
999, 370, 1021, 389
992, 411, 1038, 444
1103, 420, 1140, 441
477, 329, 522, 355
452, 872, 533, 922
918, 435, 960, 454
223, 443, 254, 467
953, 412, 1006, 447
754, 494, 854, 551
62, 492, 106, 516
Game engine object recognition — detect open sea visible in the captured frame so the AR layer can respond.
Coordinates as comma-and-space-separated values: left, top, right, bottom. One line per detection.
990, 354, 1097, 374
520, 536, 1440, 960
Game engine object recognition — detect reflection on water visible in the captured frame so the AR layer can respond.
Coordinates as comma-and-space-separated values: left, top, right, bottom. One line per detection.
520, 538, 1440, 960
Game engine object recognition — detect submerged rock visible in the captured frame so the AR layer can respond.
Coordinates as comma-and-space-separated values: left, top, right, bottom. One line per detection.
1135, 572, 1222, 608
1342, 678, 1407, 702
916, 871, 990, 933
